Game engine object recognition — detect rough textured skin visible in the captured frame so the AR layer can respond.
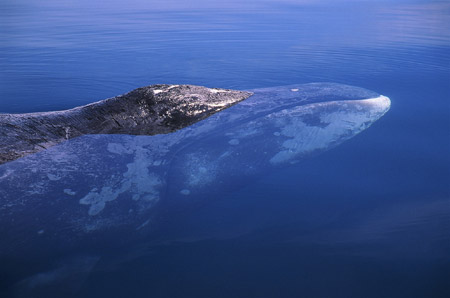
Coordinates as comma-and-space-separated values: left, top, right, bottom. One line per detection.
0, 84, 253, 164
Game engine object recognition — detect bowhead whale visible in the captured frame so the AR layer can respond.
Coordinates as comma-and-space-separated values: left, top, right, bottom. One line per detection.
0, 83, 390, 296
0, 85, 252, 164
0, 82, 391, 250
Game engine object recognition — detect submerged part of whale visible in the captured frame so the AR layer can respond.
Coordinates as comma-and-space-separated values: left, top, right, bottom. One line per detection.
0, 84, 252, 164
0, 82, 390, 244
0, 83, 390, 292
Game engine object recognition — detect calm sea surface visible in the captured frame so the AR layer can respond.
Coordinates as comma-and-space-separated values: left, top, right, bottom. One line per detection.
0, 0, 449, 297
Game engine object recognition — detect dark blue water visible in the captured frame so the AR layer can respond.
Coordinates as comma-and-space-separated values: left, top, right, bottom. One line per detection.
1, 0, 449, 297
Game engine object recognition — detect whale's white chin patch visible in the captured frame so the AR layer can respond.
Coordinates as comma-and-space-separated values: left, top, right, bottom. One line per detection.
267, 95, 391, 165
358, 95, 391, 114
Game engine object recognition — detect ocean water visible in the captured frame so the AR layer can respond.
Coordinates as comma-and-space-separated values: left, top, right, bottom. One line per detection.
0, 0, 449, 297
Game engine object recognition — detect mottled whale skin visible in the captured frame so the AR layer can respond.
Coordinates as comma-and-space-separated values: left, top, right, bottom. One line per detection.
0, 84, 252, 164
0, 83, 390, 295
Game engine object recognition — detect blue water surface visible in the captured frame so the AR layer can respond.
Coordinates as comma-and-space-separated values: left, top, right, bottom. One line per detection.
0, 0, 449, 297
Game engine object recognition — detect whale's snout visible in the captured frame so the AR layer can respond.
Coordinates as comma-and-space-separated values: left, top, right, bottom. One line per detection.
360, 95, 391, 115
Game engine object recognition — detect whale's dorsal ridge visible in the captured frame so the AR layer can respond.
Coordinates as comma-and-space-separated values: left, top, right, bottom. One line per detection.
0, 84, 253, 165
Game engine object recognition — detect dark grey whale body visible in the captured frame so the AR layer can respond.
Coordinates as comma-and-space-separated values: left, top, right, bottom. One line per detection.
0, 85, 252, 164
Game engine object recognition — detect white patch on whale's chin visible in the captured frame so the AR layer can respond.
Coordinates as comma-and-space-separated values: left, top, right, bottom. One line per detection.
269, 95, 391, 165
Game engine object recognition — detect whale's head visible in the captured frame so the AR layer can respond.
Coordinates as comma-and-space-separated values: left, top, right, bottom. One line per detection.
164, 83, 391, 196
233, 83, 391, 165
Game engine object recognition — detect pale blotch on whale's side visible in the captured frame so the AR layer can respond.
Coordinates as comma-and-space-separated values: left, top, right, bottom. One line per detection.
180, 189, 191, 195
79, 141, 163, 216
228, 139, 240, 145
